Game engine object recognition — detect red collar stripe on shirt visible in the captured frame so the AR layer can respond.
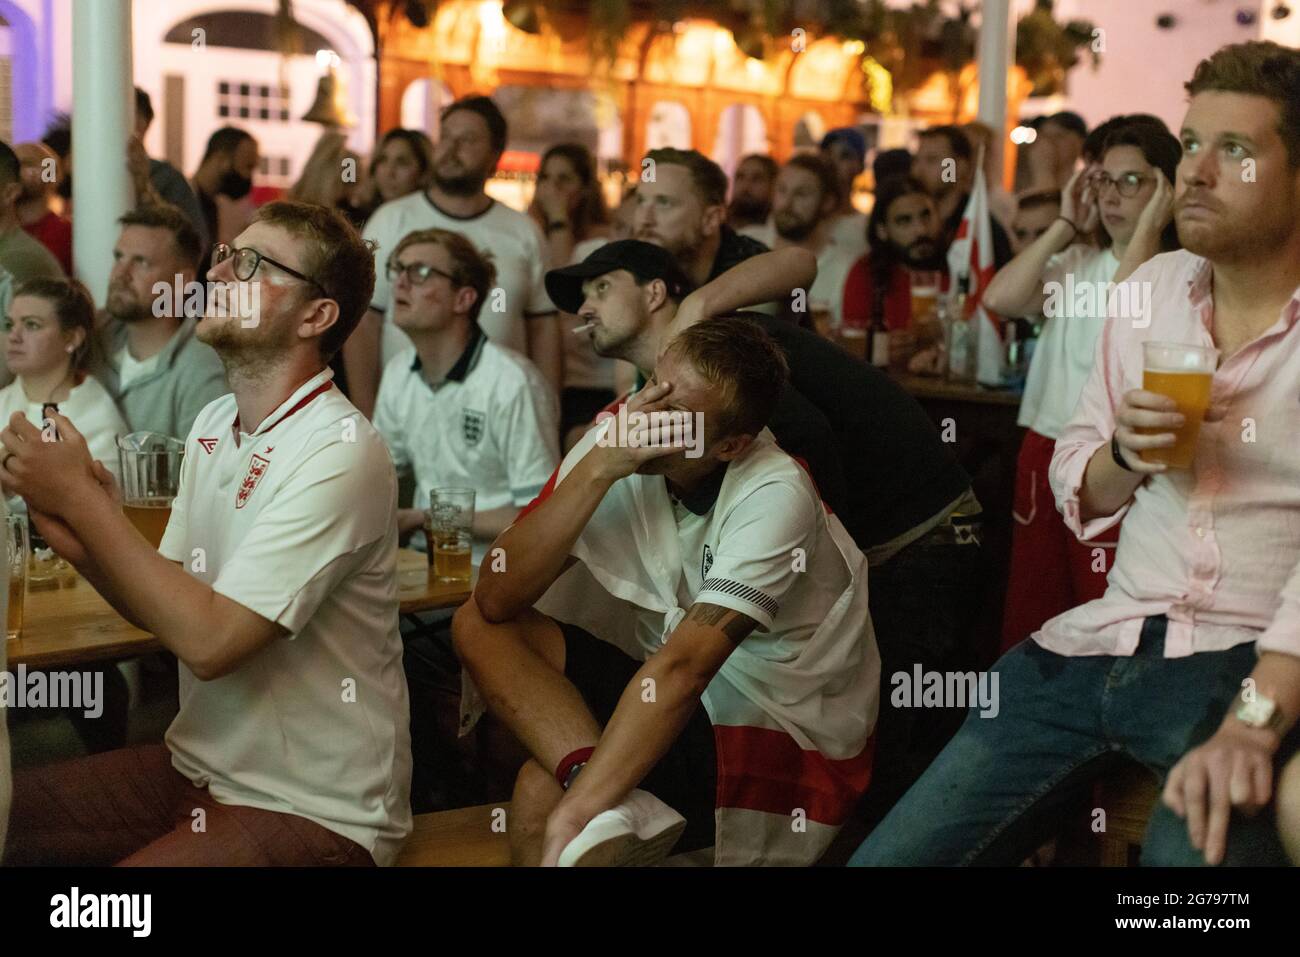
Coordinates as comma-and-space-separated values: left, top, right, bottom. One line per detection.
233, 380, 334, 435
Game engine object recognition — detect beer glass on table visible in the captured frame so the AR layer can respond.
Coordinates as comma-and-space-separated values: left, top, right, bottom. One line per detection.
117, 432, 185, 549
428, 488, 475, 585
909, 270, 941, 326
6, 512, 29, 641
1138, 341, 1218, 469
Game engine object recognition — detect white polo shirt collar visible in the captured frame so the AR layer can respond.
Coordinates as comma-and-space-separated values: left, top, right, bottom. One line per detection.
232, 367, 335, 444
409, 323, 487, 390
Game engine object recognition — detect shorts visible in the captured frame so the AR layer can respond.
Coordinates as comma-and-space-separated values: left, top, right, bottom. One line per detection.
558, 619, 718, 854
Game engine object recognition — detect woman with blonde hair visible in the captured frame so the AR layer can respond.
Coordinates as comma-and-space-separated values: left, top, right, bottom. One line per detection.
286, 130, 367, 227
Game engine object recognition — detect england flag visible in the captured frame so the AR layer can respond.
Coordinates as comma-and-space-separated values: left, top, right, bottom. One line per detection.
946, 150, 1005, 386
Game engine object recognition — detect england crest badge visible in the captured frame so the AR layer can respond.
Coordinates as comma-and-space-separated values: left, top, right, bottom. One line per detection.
462, 408, 486, 447
236, 453, 271, 509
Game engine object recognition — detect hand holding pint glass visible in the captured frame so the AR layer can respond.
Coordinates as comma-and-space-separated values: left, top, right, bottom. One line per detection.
428, 488, 475, 585
1114, 342, 1218, 471
117, 432, 185, 549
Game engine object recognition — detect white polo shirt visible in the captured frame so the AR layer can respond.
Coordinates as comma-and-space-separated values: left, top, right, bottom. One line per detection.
158, 368, 412, 865
363, 193, 555, 366
373, 326, 559, 520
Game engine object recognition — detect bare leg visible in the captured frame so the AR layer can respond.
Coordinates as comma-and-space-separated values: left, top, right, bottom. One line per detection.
509, 759, 565, 866
451, 597, 601, 774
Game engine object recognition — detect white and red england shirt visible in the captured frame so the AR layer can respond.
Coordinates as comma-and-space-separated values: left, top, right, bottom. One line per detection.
159, 367, 412, 865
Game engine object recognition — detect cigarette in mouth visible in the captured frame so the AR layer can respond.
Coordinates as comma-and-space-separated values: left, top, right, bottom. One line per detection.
572, 322, 596, 335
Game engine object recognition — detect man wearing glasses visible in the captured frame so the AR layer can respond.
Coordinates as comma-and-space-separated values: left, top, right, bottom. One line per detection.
1, 201, 412, 866
374, 227, 558, 547
372, 226, 558, 811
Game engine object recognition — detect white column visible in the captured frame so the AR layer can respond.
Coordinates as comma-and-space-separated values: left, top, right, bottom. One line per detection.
976, 0, 1014, 189
72, 0, 134, 304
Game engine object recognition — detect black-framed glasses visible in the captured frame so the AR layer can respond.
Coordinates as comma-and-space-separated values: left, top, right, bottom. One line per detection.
386, 260, 457, 287
1088, 171, 1150, 198
211, 243, 329, 296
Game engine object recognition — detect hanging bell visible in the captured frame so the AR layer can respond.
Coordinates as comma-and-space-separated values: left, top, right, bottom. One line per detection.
503, 0, 543, 35
302, 67, 356, 128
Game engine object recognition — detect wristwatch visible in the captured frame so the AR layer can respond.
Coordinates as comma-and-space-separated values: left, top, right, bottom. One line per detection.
545, 219, 571, 234
1235, 690, 1286, 735
1111, 432, 1134, 472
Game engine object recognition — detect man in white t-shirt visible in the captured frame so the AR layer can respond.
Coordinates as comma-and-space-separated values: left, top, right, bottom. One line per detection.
757, 153, 859, 329
0, 200, 411, 866
350, 96, 560, 418
454, 316, 877, 867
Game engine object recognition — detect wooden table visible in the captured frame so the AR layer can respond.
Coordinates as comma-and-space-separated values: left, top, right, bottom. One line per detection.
7, 549, 471, 669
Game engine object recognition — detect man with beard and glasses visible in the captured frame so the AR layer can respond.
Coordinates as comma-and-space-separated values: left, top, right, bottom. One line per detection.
90, 205, 227, 440
352, 96, 560, 420
756, 154, 860, 331
853, 40, 1300, 868
841, 176, 947, 363
190, 126, 259, 257
1, 201, 411, 866
726, 154, 777, 233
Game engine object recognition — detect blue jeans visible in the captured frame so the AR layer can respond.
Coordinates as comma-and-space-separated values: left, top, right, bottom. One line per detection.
850, 617, 1299, 866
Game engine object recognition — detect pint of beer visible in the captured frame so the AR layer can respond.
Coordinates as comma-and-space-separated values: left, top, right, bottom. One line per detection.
118, 432, 185, 548
429, 488, 475, 585
1139, 341, 1218, 469
6, 513, 29, 641
909, 270, 941, 325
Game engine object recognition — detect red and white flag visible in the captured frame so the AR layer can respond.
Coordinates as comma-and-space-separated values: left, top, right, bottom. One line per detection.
946, 151, 1005, 385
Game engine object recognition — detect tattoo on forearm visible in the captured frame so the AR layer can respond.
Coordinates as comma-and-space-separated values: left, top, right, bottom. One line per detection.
686, 603, 754, 643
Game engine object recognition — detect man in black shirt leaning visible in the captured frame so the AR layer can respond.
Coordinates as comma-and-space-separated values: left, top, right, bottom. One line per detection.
546, 240, 984, 835
634, 148, 770, 287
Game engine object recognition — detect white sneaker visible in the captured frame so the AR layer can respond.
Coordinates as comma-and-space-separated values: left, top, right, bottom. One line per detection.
556, 789, 687, 867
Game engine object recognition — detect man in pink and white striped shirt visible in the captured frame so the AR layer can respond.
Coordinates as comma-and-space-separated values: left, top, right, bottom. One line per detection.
854, 40, 1300, 867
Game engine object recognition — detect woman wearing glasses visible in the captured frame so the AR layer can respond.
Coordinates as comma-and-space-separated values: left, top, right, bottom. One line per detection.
985, 119, 1182, 654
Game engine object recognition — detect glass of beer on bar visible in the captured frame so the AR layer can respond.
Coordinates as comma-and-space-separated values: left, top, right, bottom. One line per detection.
117, 432, 186, 548
7, 512, 29, 641
428, 488, 475, 585
1139, 341, 1218, 469
909, 270, 941, 325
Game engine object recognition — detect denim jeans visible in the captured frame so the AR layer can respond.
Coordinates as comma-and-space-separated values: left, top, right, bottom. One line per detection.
850, 617, 1299, 866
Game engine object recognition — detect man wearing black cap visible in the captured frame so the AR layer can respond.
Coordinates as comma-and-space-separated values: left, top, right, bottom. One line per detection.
546, 239, 984, 830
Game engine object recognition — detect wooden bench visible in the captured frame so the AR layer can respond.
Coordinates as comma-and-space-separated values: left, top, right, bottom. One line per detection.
1094, 762, 1162, 866
395, 803, 512, 867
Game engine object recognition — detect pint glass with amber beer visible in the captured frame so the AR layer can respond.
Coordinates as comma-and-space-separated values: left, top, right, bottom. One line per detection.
428, 488, 475, 585
1139, 341, 1218, 469
117, 432, 186, 548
